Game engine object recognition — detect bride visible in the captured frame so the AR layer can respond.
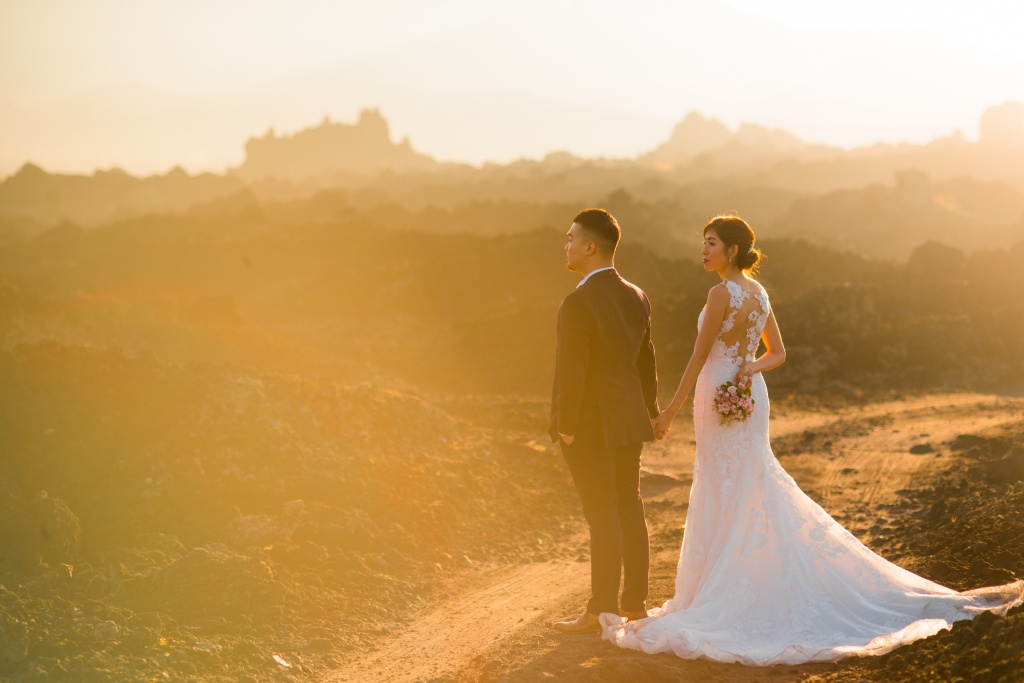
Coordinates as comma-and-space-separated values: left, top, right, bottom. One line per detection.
600, 214, 1024, 665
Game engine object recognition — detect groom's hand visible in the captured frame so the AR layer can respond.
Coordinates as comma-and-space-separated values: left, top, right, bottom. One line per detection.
652, 412, 671, 440
560, 433, 574, 445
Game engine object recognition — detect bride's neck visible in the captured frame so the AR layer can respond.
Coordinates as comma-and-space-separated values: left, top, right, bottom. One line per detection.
718, 266, 747, 283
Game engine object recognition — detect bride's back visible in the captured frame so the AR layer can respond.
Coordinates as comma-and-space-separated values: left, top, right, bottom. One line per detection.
701, 278, 770, 368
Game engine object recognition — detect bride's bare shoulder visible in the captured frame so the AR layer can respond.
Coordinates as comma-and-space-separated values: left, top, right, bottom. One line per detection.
706, 283, 730, 306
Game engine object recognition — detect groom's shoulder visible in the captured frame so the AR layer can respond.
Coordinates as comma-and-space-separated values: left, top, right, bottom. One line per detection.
559, 286, 589, 315
616, 275, 650, 303
582, 274, 650, 314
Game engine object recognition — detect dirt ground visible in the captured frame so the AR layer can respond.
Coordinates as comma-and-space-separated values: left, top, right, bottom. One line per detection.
2, 351, 1023, 683
335, 392, 1024, 683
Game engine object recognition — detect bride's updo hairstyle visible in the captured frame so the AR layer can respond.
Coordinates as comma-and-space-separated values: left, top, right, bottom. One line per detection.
703, 213, 764, 275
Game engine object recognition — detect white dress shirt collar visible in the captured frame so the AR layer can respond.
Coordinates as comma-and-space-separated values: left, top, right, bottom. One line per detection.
576, 266, 616, 288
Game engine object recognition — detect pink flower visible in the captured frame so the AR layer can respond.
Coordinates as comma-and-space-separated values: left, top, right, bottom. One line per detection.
714, 380, 755, 425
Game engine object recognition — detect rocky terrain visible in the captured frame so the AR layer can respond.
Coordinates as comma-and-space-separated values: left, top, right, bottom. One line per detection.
0, 343, 577, 681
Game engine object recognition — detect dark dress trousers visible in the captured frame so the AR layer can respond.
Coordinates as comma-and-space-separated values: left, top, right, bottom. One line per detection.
549, 268, 659, 615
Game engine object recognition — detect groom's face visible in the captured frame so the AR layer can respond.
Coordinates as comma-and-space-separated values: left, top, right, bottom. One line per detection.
565, 222, 592, 273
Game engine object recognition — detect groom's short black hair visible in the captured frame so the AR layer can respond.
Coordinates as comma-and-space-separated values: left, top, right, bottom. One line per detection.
573, 208, 620, 256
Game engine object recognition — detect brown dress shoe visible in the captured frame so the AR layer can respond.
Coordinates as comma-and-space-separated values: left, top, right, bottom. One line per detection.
552, 610, 602, 633
620, 610, 648, 622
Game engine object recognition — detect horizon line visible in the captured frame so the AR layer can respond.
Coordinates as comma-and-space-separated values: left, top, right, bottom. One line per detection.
1, 104, 1013, 181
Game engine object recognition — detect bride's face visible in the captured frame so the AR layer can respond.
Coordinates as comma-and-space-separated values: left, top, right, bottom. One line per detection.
701, 229, 732, 272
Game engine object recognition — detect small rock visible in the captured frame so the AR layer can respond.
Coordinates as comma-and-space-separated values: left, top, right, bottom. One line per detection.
92, 621, 120, 640
288, 541, 330, 565
0, 614, 29, 663
305, 638, 332, 654
930, 560, 954, 580
952, 434, 1012, 456
86, 573, 108, 597
986, 446, 1024, 484
909, 443, 934, 454
0, 494, 81, 566
950, 434, 989, 451
993, 551, 1019, 567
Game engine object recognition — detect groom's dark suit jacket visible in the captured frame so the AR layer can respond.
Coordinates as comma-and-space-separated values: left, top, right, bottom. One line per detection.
549, 269, 659, 448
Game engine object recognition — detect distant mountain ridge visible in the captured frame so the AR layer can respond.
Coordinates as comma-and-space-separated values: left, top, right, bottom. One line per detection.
0, 163, 244, 233
234, 108, 438, 183
1, 103, 1022, 233
639, 105, 1024, 192
642, 112, 833, 170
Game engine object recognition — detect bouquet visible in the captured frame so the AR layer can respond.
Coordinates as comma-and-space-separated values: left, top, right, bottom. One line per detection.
713, 379, 755, 425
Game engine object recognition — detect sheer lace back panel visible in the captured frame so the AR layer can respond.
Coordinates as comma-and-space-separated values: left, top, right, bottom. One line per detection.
699, 279, 770, 366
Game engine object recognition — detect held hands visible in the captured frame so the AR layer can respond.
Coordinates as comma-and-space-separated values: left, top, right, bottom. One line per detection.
652, 411, 673, 440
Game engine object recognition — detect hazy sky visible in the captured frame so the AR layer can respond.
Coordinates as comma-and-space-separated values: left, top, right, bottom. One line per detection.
2, 0, 1023, 177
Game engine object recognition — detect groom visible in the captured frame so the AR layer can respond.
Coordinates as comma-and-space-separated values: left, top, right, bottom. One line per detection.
550, 208, 660, 632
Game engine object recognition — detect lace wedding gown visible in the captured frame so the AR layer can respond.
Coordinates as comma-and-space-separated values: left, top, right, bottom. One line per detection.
600, 278, 1024, 665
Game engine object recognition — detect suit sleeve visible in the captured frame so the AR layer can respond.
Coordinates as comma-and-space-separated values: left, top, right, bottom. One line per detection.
636, 296, 660, 419
552, 293, 594, 438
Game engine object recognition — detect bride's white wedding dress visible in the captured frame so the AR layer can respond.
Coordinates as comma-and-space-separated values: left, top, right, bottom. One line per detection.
600, 277, 1024, 665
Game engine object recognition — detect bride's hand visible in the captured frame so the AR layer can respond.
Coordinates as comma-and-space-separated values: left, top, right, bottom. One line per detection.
652, 411, 673, 440
734, 364, 754, 386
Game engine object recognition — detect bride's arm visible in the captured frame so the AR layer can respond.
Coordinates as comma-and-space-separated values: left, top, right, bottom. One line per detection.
741, 310, 786, 379
653, 285, 729, 436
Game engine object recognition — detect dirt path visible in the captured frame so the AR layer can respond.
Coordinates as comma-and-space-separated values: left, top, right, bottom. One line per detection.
331, 561, 588, 683
776, 393, 1021, 511
331, 392, 1024, 683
